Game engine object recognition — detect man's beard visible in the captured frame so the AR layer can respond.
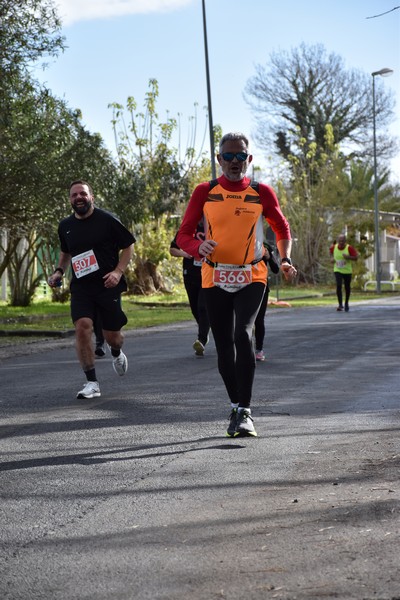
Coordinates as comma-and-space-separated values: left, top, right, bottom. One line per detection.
224, 164, 247, 181
72, 201, 91, 216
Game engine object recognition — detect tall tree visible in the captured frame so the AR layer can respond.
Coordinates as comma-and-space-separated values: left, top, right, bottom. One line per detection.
0, 74, 119, 305
0, 0, 65, 130
244, 43, 396, 173
275, 125, 344, 283
109, 79, 212, 294
0, 1, 123, 305
275, 125, 396, 284
0, 0, 64, 76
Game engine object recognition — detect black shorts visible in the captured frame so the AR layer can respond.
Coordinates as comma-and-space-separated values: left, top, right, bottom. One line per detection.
70, 285, 128, 331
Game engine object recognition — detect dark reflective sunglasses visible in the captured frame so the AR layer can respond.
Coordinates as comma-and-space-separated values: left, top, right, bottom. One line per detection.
221, 152, 249, 162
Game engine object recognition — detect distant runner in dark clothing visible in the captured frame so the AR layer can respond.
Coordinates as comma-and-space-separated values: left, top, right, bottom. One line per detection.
170, 221, 210, 356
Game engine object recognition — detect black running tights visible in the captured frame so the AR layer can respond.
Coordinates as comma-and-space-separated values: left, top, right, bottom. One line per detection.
254, 285, 269, 351
203, 283, 265, 408
334, 272, 352, 307
184, 279, 210, 345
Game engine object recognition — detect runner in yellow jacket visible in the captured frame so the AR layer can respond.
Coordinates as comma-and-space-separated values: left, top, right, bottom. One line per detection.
330, 234, 358, 312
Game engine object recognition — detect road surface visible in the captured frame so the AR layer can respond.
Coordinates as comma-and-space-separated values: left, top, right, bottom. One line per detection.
1, 297, 399, 599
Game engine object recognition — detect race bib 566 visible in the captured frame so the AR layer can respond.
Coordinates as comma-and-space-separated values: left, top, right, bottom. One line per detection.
213, 263, 252, 292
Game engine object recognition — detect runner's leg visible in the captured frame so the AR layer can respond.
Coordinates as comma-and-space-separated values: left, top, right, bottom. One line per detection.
254, 287, 267, 351
204, 287, 237, 403
335, 272, 343, 307
343, 274, 352, 306
233, 283, 265, 408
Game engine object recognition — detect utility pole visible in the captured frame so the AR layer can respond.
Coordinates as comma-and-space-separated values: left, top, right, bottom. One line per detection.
201, 0, 216, 178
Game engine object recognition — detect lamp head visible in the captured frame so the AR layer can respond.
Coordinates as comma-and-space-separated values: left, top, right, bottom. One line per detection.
372, 68, 394, 77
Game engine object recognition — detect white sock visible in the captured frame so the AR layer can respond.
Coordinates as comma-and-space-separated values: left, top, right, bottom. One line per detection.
231, 403, 239, 409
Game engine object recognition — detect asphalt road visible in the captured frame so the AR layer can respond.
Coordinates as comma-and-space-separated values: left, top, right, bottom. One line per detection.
1, 297, 399, 600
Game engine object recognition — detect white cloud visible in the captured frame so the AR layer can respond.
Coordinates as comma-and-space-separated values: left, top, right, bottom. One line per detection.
55, 0, 194, 26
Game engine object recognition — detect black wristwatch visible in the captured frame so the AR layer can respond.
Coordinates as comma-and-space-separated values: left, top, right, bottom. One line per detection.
281, 257, 292, 266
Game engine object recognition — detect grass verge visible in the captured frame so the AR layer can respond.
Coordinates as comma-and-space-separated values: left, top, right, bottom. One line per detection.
0, 284, 398, 340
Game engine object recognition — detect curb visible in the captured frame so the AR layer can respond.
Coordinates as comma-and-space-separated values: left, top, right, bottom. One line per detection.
0, 329, 75, 338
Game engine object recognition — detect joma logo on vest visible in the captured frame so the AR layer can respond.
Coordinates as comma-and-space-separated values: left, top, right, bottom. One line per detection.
226, 194, 242, 199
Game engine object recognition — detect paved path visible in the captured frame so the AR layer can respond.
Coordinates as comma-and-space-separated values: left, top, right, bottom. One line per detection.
1, 298, 399, 599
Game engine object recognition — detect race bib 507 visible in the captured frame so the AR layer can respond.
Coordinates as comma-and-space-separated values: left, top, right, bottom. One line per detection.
72, 249, 99, 278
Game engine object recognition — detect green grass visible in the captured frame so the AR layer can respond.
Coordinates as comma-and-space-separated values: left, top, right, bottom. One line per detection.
0, 297, 192, 332
0, 283, 398, 335
267, 282, 399, 307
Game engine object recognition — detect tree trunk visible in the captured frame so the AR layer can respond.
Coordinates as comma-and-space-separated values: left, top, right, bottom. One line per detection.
129, 258, 167, 295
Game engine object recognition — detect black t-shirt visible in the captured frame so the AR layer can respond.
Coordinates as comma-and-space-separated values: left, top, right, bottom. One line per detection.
58, 207, 135, 289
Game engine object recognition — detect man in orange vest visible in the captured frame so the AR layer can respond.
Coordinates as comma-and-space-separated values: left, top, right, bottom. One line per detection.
177, 132, 296, 438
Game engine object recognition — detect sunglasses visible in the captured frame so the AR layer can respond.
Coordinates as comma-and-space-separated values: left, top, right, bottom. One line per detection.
220, 152, 249, 162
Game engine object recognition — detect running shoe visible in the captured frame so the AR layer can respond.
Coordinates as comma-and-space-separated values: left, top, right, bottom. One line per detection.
95, 343, 106, 358
345, 304, 349, 312
255, 350, 265, 362
226, 408, 238, 437
336, 306, 344, 312
77, 381, 101, 399
193, 339, 205, 357
112, 351, 128, 376
235, 409, 257, 437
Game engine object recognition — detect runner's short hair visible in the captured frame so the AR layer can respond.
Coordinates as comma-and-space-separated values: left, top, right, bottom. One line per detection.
69, 180, 93, 195
219, 132, 249, 152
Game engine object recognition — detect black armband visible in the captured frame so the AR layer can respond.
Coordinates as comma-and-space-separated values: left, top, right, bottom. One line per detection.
281, 258, 292, 266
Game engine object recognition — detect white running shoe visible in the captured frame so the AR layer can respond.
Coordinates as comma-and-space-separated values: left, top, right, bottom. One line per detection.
235, 409, 257, 437
193, 339, 205, 356
77, 381, 101, 399
112, 351, 128, 376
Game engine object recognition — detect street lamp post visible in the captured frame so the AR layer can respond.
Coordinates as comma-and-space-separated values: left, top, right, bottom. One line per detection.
201, 0, 216, 178
371, 67, 393, 294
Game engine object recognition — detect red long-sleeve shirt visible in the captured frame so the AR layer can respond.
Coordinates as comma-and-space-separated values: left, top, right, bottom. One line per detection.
177, 175, 291, 260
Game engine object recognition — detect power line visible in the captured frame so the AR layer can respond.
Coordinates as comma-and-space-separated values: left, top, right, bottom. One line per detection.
366, 6, 400, 19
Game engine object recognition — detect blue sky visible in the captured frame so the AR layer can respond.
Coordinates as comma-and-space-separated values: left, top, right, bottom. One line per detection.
35, 0, 400, 180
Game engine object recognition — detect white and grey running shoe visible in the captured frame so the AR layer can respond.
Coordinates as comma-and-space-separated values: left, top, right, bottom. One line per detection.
193, 339, 205, 357
112, 351, 128, 376
235, 409, 257, 437
77, 381, 101, 399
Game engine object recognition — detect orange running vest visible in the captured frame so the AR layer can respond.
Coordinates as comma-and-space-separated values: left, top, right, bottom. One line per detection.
201, 181, 268, 288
